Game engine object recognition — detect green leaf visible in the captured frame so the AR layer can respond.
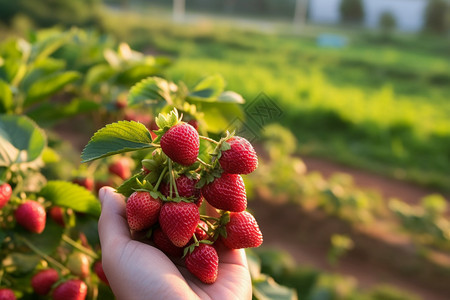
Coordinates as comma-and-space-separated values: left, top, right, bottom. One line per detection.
217, 91, 245, 104
116, 172, 146, 197
19, 218, 64, 255
117, 64, 161, 86
81, 121, 154, 163
253, 275, 298, 300
200, 102, 244, 134
84, 64, 115, 86
24, 71, 81, 106
39, 180, 101, 217
0, 114, 46, 167
0, 80, 13, 113
187, 74, 225, 101
128, 77, 175, 107
20, 58, 66, 92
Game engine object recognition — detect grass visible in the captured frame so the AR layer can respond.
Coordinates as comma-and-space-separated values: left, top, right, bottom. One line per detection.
100, 8, 450, 191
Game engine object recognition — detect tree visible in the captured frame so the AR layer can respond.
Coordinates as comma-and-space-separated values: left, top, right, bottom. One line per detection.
340, 0, 364, 24
379, 11, 396, 36
424, 0, 449, 34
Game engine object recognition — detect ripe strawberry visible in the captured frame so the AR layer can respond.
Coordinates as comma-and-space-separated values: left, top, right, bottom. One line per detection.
219, 136, 258, 174
72, 177, 94, 191
67, 252, 90, 279
152, 228, 183, 257
49, 206, 65, 227
15, 201, 46, 234
159, 201, 199, 247
185, 244, 219, 284
0, 289, 15, 300
201, 173, 247, 212
94, 261, 109, 285
194, 220, 209, 241
0, 183, 12, 209
187, 119, 199, 131
52, 279, 87, 300
126, 191, 162, 231
108, 157, 132, 180
160, 123, 199, 166
159, 175, 202, 205
31, 268, 59, 295
222, 211, 263, 249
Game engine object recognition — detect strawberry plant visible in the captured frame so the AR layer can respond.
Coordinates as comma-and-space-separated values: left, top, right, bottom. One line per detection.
81, 108, 263, 284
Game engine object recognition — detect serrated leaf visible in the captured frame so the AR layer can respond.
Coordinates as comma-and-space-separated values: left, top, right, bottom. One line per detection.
187, 74, 225, 101
24, 71, 81, 106
217, 91, 245, 104
128, 77, 174, 107
39, 181, 101, 217
81, 121, 154, 163
0, 114, 46, 167
116, 172, 146, 197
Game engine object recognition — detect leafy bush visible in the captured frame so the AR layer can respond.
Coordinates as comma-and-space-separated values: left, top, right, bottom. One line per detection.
424, 0, 449, 34
379, 11, 396, 35
340, 0, 364, 23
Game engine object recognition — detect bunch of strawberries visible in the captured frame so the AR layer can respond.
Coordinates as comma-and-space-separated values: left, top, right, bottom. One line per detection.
124, 109, 263, 284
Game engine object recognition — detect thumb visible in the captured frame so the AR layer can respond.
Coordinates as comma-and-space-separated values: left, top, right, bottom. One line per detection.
98, 187, 130, 249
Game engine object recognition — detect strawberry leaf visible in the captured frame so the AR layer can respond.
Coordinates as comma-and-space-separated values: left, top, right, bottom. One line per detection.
81, 121, 154, 163
39, 181, 101, 217
117, 172, 146, 197
128, 76, 176, 107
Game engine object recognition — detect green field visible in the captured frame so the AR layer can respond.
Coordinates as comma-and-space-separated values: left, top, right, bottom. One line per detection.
100, 11, 450, 191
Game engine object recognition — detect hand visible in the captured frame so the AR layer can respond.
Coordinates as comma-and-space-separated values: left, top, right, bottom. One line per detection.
98, 187, 252, 300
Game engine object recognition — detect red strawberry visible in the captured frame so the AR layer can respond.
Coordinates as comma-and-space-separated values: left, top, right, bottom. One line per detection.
67, 252, 90, 279
201, 173, 247, 212
0, 183, 12, 209
31, 268, 59, 295
108, 157, 132, 180
15, 201, 46, 234
152, 228, 183, 257
49, 206, 65, 227
0, 289, 16, 300
219, 136, 258, 174
72, 177, 94, 191
94, 261, 109, 285
160, 175, 202, 205
160, 123, 199, 166
222, 211, 263, 249
159, 202, 199, 247
52, 279, 87, 300
185, 244, 219, 284
126, 191, 162, 231
194, 220, 208, 241
187, 119, 199, 131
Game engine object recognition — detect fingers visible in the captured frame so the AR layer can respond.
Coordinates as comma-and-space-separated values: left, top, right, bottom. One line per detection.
98, 187, 130, 250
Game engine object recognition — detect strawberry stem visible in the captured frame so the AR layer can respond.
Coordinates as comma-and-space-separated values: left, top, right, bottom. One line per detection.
168, 159, 179, 198
153, 167, 168, 192
61, 235, 99, 260
199, 135, 219, 144
18, 236, 70, 274
196, 158, 213, 168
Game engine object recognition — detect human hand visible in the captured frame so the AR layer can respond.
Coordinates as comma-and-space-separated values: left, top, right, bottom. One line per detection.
98, 187, 252, 300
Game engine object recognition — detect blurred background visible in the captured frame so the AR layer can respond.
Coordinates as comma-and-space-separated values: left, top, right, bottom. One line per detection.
1, 0, 449, 299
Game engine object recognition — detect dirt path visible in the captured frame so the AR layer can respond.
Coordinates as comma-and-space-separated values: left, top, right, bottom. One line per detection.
302, 157, 449, 204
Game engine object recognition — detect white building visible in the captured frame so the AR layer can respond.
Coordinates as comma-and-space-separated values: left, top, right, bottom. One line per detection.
308, 0, 428, 32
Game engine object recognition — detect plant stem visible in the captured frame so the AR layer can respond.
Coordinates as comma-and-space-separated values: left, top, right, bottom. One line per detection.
62, 235, 99, 260
153, 167, 167, 192
199, 136, 219, 144
19, 236, 70, 274
196, 158, 213, 168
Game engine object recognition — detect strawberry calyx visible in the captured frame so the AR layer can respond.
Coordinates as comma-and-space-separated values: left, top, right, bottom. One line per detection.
152, 109, 182, 143
182, 234, 213, 258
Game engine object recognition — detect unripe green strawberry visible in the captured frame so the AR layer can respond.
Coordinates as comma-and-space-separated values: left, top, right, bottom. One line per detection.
222, 211, 263, 249
31, 268, 59, 295
161, 123, 199, 166
15, 201, 46, 234
94, 261, 109, 285
201, 173, 247, 212
67, 252, 90, 279
159, 175, 202, 206
0, 289, 16, 300
185, 244, 219, 284
52, 279, 87, 300
159, 202, 199, 247
126, 191, 162, 231
219, 136, 258, 174
152, 228, 183, 257
0, 183, 12, 209
49, 206, 65, 227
